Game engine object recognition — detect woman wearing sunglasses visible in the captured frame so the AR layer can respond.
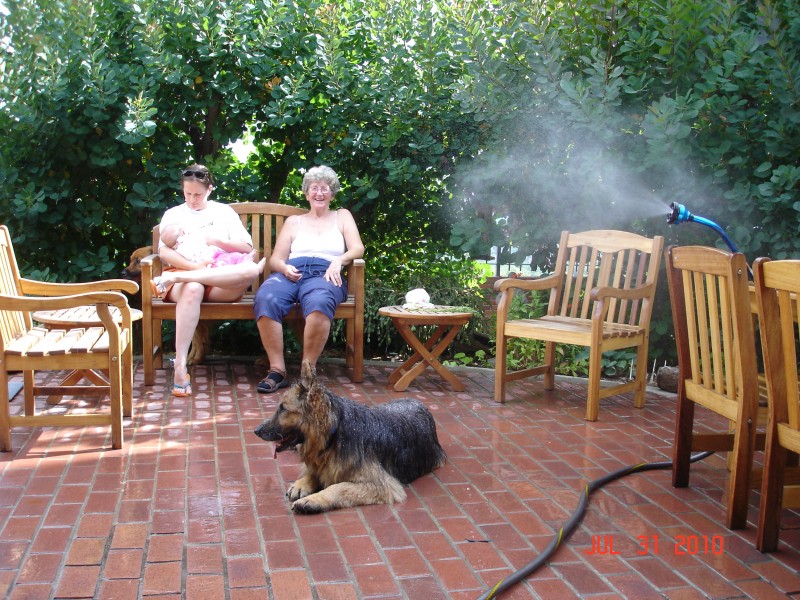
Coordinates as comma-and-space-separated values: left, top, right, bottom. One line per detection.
152, 163, 265, 397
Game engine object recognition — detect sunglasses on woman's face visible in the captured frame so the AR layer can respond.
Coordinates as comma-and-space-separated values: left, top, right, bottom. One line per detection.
182, 169, 209, 180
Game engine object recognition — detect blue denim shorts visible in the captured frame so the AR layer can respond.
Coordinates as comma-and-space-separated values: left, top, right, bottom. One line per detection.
253, 257, 348, 322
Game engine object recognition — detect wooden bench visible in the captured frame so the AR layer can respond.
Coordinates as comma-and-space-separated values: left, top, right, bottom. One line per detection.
140, 202, 364, 385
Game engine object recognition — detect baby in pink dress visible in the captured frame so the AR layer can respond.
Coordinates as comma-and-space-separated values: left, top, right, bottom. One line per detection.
160, 224, 253, 267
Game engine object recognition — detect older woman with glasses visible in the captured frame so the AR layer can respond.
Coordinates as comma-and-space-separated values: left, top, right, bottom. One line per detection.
253, 165, 364, 393
152, 163, 265, 397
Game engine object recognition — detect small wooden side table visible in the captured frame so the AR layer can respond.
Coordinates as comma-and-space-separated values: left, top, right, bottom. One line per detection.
32, 306, 142, 407
378, 305, 473, 392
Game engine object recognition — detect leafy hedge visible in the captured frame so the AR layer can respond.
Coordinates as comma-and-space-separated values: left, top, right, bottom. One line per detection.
1, 0, 798, 366
447, 0, 800, 363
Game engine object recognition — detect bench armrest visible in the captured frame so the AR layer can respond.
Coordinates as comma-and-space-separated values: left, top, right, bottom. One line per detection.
19, 278, 139, 296
345, 259, 365, 292
140, 254, 162, 303
0, 291, 131, 322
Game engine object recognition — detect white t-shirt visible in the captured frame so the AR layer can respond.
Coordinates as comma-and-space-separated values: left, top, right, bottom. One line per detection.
158, 201, 252, 251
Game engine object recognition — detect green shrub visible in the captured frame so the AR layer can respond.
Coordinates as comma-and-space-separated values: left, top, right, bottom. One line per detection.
332, 250, 491, 360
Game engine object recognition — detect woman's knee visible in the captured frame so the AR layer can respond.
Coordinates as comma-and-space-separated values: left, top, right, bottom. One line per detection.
257, 315, 283, 333
301, 291, 339, 321
254, 283, 293, 322
305, 311, 331, 327
176, 282, 206, 303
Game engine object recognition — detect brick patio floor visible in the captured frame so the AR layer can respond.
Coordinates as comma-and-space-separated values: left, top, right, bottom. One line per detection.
1, 358, 799, 599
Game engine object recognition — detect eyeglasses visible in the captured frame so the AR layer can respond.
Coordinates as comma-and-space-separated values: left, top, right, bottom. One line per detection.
182, 169, 209, 180
308, 186, 332, 194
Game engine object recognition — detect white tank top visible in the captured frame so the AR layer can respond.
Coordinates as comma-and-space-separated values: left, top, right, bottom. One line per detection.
288, 211, 346, 261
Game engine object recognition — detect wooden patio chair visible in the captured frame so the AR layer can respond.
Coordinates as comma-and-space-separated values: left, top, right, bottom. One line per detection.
0, 225, 139, 452
494, 229, 664, 421
753, 257, 800, 551
665, 245, 764, 529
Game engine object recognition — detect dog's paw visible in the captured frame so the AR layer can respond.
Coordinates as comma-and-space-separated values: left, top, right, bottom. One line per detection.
286, 485, 300, 501
286, 476, 317, 501
291, 497, 325, 514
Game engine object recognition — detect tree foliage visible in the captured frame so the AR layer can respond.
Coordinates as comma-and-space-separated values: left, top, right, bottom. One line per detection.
0, 0, 474, 282
447, 0, 800, 267
1, 0, 798, 363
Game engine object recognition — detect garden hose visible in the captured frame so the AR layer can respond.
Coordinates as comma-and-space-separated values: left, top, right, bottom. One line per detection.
477, 451, 715, 600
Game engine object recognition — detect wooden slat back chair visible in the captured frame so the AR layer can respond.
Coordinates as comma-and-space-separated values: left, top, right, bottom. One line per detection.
0, 225, 138, 452
665, 245, 763, 529
495, 230, 664, 421
753, 257, 800, 551
141, 202, 365, 384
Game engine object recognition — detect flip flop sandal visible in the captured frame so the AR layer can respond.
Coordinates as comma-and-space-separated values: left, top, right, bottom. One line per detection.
172, 374, 192, 397
257, 370, 289, 394
150, 278, 168, 300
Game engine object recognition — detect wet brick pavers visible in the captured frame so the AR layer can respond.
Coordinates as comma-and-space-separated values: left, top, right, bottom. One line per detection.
1, 359, 799, 599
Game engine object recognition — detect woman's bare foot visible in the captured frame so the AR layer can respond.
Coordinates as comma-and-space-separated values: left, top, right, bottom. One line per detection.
159, 272, 176, 287
172, 362, 191, 396
150, 278, 167, 299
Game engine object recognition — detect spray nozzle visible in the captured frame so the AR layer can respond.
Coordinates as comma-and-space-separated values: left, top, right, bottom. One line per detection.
666, 202, 691, 225
665, 201, 744, 259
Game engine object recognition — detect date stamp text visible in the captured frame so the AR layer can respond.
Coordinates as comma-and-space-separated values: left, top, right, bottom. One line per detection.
585, 534, 724, 556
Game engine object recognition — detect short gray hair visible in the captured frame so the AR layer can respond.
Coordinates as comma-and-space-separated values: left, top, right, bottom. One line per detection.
302, 165, 341, 195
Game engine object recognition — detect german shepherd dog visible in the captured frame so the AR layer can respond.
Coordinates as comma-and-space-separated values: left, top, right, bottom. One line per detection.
254, 361, 446, 514
121, 244, 209, 365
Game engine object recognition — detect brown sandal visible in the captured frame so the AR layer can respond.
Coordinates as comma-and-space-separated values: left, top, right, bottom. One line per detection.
257, 369, 289, 394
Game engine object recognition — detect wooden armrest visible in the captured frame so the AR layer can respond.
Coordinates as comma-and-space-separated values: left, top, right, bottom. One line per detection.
494, 272, 560, 293
0, 291, 131, 316
19, 278, 139, 296
139, 253, 160, 267
590, 283, 655, 302
140, 254, 161, 302
590, 283, 655, 324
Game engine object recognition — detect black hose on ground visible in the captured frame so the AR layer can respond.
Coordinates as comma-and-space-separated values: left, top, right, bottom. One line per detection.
477, 451, 715, 600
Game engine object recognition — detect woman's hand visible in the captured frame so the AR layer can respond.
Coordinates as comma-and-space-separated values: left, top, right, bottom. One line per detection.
324, 259, 344, 287
285, 264, 302, 282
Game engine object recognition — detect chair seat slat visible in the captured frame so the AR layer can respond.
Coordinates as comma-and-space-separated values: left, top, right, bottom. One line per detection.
69, 327, 106, 353
39, 328, 87, 355
5, 327, 49, 355
24, 329, 72, 357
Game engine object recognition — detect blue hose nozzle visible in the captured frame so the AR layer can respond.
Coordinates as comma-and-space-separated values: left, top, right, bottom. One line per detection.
666, 202, 740, 254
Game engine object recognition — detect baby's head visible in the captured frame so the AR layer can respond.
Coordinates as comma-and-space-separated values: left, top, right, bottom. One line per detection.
160, 223, 183, 247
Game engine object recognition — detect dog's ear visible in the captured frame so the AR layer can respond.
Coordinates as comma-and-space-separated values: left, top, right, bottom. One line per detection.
300, 360, 316, 388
